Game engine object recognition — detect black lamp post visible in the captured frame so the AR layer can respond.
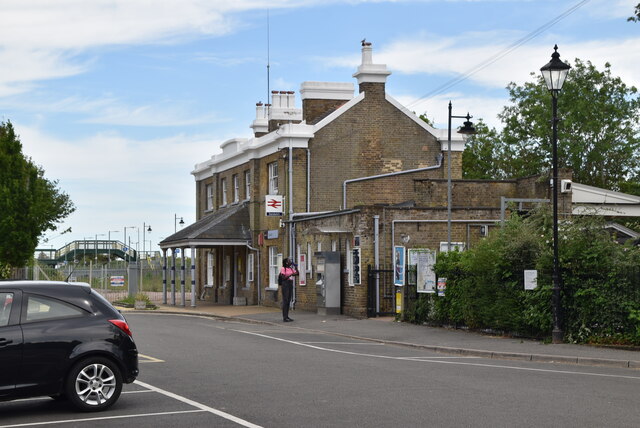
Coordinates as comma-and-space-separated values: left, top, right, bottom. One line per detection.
447, 102, 476, 250
174, 214, 185, 233
540, 45, 571, 344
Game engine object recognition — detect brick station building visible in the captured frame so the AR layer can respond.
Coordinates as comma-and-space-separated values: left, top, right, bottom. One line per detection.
159, 42, 576, 317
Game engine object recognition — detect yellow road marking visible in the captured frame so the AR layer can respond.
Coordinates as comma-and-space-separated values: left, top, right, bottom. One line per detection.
139, 353, 164, 363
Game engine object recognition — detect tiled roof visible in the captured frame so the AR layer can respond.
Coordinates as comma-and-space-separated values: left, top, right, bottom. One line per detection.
159, 202, 251, 248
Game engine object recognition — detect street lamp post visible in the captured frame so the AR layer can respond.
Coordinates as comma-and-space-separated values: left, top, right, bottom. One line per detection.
141, 223, 152, 292
107, 230, 119, 263
174, 214, 185, 233
142, 223, 152, 260
447, 102, 476, 250
123, 226, 136, 262
540, 44, 571, 344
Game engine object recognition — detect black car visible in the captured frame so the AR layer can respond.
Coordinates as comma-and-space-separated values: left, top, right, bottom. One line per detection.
0, 281, 138, 411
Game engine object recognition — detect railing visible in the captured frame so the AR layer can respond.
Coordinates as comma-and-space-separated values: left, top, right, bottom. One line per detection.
16, 261, 195, 306
36, 240, 140, 262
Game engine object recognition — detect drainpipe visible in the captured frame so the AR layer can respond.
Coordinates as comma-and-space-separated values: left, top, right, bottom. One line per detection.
288, 126, 294, 258
246, 244, 260, 304
307, 148, 311, 213
374, 215, 380, 313
343, 154, 443, 209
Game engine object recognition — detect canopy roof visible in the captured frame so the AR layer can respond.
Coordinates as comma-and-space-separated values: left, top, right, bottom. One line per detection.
159, 202, 251, 249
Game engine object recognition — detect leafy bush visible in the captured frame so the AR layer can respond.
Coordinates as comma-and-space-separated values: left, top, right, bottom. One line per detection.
419, 208, 640, 344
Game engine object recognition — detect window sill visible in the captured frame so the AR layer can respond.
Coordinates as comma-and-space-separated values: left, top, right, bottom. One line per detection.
265, 286, 278, 291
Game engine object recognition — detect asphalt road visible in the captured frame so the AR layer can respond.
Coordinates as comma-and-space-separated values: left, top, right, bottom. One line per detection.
2, 312, 639, 427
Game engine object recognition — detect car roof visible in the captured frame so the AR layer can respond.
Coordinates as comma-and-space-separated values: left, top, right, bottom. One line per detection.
0, 280, 116, 315
0, 280, 91, 290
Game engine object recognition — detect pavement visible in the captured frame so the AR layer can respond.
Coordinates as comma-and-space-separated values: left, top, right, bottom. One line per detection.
121, 301, 640, 370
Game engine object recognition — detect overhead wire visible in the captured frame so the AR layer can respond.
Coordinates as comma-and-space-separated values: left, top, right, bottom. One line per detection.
406, 0, 592, 109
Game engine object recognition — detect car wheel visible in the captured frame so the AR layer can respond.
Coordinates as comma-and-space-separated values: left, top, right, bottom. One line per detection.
65, 357, 123, 412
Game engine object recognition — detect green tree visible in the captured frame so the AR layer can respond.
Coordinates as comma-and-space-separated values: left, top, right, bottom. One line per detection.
462, 120, 506, 179
629, 3, 640, 22
0, 121, 75, 274
466, 59, 640, 188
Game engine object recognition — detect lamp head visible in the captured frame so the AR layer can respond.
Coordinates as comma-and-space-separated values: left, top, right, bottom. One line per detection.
458, 113, 476, 135
540, 44, 571, 92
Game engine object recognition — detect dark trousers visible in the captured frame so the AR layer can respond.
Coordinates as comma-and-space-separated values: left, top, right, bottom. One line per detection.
281, 281, 293, 320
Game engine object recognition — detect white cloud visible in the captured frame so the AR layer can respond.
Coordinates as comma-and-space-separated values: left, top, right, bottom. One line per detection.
16, 125, 221, 182
394, 92, 508, 131
330, 32, 640, 89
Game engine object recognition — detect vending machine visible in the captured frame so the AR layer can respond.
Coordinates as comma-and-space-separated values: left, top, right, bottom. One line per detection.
315, 251, 341, 315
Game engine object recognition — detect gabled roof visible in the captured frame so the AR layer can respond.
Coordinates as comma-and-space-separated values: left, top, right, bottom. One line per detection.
571, 182, 640, 217
159, 202, 251, 249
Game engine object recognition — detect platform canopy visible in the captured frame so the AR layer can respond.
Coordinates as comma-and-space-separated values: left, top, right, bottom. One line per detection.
159, 202, 252, 249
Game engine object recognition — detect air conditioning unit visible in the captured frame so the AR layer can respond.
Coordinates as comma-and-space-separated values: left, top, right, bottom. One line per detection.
561, 179, 572, 193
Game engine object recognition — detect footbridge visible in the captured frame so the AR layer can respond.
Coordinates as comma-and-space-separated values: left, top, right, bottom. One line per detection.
35, 240, 138, 265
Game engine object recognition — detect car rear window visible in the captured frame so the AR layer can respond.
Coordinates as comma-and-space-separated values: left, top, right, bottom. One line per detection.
25, 294, 86, 322
0, 292, 13, 326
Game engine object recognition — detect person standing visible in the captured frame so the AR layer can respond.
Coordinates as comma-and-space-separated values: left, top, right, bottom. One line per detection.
279, 258, 299, 322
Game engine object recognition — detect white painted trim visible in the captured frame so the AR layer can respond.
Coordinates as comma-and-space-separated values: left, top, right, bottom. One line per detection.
300, 81, 354, 100
191, 124, 314, 179
571, 182, 640, 204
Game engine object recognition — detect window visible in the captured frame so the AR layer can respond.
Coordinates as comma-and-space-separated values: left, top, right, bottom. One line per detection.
224, 254, 231, 286
247, 252, 254, 282
244, 170, 251, 200
332, 240, 337, 251
439, 242, 465, 253
268, 162, 278, 194
221, 178, 227, 206
269, 246, 281, 287
233, 174, 239, 203
307, 243, 312, 276
26, 295, 85, 322
206, 184, 213, 211
0, 292, 14, 326
207, 251, 215, 285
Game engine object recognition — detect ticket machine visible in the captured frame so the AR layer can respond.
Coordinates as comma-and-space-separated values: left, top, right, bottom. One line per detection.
315, 251, 341, 315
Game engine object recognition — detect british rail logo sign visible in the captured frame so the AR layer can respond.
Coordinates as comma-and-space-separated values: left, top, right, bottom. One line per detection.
265, 195, 284, 216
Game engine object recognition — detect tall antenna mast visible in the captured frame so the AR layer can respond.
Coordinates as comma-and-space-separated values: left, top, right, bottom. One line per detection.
266, 9, 271, 104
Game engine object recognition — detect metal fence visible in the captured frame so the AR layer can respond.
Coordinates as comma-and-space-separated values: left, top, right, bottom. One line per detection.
12, 261, 195, 306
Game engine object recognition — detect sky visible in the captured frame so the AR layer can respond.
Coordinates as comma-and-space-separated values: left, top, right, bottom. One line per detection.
2, 0, 638, 254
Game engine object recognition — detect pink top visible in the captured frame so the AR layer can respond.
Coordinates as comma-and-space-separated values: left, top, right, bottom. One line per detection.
279, 266, 297, 281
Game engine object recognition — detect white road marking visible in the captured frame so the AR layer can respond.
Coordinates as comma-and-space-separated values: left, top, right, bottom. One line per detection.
134, 380, 263, 428
0, 381, 262, 428
301, 341, 384, 345
0, 410, 204, 428
236, 330, 640, 381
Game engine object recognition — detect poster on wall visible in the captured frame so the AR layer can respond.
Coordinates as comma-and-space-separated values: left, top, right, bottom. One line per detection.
437, 277, 447, 296
408, 249, 437, 293
351, 247, 361, 285
393, 246, 405, 286
298, 253, 307, 286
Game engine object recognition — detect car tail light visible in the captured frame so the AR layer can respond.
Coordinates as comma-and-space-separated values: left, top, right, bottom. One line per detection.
109, 319, 133, 337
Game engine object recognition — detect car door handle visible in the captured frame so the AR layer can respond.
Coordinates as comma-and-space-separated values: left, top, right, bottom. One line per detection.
0, 338, 13, 346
